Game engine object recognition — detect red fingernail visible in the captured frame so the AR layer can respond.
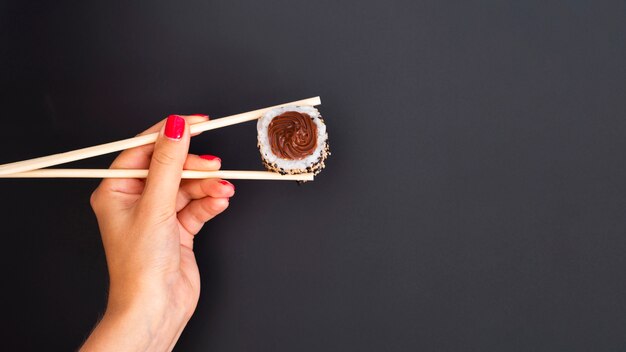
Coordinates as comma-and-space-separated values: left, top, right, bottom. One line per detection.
200, 155, 221, 162
219, 180, 234, 190
164, 115, 185, 140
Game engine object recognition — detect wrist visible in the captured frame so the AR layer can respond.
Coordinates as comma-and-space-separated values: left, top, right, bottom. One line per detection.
81, 293, 187, 351
109, 306, 180, 348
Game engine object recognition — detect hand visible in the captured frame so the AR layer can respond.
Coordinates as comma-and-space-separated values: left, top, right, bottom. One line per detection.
81, 115, 235, 351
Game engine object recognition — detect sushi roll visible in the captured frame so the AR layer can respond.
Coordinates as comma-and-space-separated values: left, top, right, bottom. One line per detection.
257, 105, 330, 176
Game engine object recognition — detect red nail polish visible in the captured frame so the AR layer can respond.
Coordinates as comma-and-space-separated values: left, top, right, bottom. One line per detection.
164, 115, 185, 139
219, 180, 234, 190
200, 155, 221, 162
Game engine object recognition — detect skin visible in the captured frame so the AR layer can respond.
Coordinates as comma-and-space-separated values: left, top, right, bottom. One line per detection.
81, 115, 234, 351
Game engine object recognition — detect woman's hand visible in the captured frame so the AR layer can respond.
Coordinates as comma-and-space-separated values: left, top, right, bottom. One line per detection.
81, 115, 235, 351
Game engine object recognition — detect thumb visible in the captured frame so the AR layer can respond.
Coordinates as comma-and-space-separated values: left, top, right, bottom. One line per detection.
141, 115, 190, 213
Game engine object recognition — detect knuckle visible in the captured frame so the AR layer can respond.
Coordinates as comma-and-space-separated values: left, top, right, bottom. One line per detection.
152, 150, 177, 166
192, 206, 209, 224
89, 189, 100, 210
199, 198, 228, 219
200, 198, 220, 215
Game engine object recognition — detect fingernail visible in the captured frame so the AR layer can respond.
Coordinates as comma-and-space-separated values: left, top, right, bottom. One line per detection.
219, 180, 234, 190
164, 115, 185, 140
200, 154, 221, 163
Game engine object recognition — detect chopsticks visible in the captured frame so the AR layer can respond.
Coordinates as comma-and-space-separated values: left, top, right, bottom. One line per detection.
0, 170, 314, 181
0, 97, 321, 181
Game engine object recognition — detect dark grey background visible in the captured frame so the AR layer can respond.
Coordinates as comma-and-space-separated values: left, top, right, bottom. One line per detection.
1, 0, 626, 351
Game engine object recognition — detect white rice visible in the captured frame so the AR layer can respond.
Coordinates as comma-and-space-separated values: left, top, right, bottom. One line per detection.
257, 105, 328, 172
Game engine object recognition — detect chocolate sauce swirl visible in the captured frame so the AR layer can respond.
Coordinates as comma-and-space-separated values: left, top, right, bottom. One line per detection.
268, 111, 318, 160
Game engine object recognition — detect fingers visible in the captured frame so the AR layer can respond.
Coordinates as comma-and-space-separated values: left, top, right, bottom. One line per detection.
177, 178, 234, 211
181, 179, 235, 200
177, 154, 233, 238
140, 115, 190, 215
183, 153, 221, 171
111, 115, 209, 170
97, 115, 209, 195
177, 197, 230, 236
176, 154, 224, 210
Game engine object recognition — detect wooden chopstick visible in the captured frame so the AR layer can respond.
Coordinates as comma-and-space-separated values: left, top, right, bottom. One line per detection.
0, 97, 321, 176
0, 169, 314, 181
